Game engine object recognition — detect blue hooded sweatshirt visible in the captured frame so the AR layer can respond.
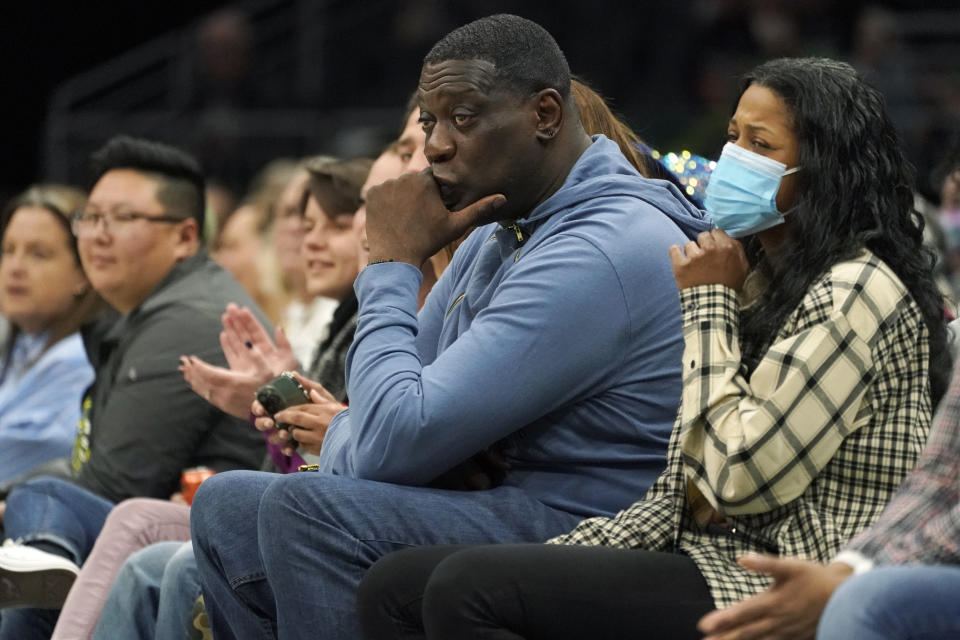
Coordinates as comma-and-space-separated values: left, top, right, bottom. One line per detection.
319, 135, 712, 518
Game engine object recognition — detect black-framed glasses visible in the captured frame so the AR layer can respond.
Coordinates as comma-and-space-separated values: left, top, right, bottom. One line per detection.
71, 210, 186, 236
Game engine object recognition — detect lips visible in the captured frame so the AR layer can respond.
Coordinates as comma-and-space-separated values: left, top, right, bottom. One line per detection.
432, 176, 463, 210
305, 258, 334, 274
4, 285, 29, 297
85, 255, 115, 269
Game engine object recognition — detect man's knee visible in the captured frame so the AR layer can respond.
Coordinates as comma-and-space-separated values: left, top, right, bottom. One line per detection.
191, 470, 271, 543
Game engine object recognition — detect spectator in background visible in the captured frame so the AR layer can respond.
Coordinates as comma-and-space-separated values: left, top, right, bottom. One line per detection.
202, 180, 238, 246
179, 108, 431, 420
179, 156, 371, 421
0, 135, 268, 640
47, 155, 377, 640
935, 140, 960, 303
0, 185, 104, 485
268, 163, 338, 365
211, 203, 277, 317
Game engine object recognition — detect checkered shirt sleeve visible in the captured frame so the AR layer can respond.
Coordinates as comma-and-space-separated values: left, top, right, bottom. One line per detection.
845, 360, 960, 566
677, 258, 911, 518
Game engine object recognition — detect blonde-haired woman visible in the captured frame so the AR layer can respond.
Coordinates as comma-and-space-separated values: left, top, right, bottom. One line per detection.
0, 185, 104, 484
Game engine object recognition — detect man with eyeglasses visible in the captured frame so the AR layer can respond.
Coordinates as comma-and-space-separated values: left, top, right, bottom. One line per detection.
0, 136, 266, 639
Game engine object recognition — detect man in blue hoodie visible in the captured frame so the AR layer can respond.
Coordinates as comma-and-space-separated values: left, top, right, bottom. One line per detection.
192, 14, 712, 639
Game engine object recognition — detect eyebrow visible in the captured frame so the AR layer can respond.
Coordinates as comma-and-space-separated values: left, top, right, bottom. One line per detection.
417, 84, 488, 106
728, 118, 775, 135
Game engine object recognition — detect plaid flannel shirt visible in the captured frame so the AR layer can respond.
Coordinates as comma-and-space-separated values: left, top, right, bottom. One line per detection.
844, 359, 960, 566
549, 251, 932, 607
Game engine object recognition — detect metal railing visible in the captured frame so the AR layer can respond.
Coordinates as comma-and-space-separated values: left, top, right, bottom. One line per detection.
43, 0, 399, 191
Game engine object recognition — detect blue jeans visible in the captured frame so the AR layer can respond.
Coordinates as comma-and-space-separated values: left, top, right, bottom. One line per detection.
92, 541, 201, 640
191, 470, 583, 640
818, 565, 960, 640
0, 477, 114, 640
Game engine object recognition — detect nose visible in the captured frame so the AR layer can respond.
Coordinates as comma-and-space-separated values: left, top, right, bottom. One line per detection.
84, 217, 113, 244
1, 251, 25, 275
303, 220, 329, 250
424, 123, 454, 165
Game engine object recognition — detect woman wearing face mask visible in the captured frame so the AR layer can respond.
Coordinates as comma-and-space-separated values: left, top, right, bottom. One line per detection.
356, 58, 950, 640
0, 186, 104, 486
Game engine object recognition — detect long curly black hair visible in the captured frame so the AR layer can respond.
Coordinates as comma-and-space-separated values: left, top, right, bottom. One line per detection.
737, 57, 951, 404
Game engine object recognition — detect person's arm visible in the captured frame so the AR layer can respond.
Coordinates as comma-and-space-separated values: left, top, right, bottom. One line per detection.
331, 235, 632, 484
412, 233, 470, 366
678, 260, 908, 518
0, 340, 93, 483
841, 360, 960, 565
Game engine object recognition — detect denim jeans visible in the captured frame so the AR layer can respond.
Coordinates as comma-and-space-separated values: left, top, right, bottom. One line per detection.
92, 541, 201, 640
4, 476, 114, 563
0, 476, 114, 640
818, 565, 960, 640
191, 470, 583, 640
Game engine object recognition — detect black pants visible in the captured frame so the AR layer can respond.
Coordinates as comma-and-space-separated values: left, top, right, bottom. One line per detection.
358, 544, 715, 639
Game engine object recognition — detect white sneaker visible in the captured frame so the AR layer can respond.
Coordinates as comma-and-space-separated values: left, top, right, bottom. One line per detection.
0, 539, 80, 609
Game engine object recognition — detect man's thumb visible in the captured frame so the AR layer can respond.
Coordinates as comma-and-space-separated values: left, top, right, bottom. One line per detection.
452, 194, 507, 233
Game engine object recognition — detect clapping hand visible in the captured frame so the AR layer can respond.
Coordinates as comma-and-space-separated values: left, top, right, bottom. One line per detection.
180, 304, 299, 418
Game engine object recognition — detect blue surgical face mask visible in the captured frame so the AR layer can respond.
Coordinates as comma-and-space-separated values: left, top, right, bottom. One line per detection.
704, 142, 801, 238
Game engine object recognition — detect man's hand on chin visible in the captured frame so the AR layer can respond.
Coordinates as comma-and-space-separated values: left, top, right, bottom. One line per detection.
365, 169, 505, 268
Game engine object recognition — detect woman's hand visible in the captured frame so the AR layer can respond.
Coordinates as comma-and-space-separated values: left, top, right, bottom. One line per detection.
179, 304, 299, 419
220, 304, 298, 374
251, 373, 345, 456
180, 354, 269, 419
669, 230, 750, 291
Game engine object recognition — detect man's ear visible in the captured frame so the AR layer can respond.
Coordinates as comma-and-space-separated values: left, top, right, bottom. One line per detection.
533, 88, 564, 142
173, 218, 200, 259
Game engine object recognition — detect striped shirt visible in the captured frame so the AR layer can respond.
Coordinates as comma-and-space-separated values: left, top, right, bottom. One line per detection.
844, 357, 960, 566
